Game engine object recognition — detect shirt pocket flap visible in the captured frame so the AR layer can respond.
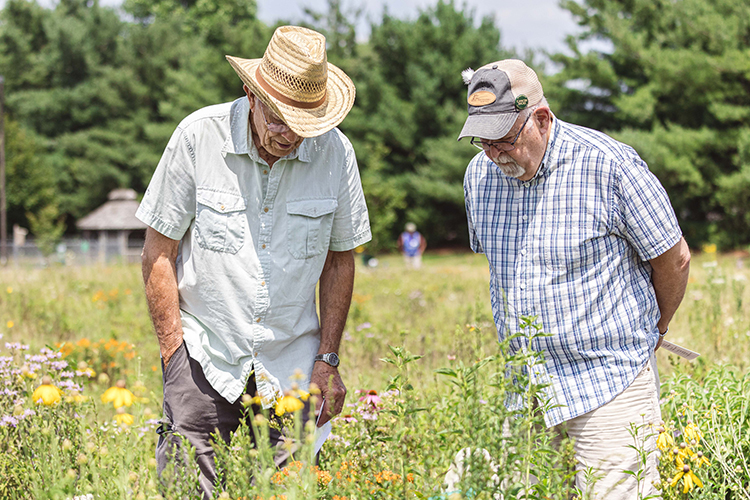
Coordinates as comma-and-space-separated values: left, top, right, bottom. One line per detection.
286, 199, 338, 218
196, 188, 247, 213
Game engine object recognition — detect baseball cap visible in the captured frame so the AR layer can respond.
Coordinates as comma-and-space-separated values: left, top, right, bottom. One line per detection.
457, 59, 544, 141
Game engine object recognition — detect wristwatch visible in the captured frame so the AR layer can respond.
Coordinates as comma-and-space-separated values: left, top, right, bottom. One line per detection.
314, 352, 340, 367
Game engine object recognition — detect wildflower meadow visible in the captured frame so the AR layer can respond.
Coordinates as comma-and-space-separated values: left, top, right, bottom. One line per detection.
1, 250, 749, 499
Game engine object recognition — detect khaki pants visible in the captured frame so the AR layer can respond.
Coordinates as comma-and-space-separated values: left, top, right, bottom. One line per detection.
552, 355, 662, 499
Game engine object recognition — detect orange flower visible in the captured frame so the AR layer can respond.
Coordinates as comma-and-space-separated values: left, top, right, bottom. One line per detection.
76, 338, 91, 348
315, 467, 333, 486
59, 343, 74, 358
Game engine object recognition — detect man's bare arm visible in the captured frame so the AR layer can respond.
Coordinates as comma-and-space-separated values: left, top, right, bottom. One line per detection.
312, 249, 355, 426
649, 237, 691, 349
142, 227, 184, 366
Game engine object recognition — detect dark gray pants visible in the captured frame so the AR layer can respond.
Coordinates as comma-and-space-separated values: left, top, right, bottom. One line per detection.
156, 342, 310, 499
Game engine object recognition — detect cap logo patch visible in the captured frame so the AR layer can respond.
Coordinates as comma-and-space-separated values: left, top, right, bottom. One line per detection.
468, 91, 496, 107
515, 95, 529, 110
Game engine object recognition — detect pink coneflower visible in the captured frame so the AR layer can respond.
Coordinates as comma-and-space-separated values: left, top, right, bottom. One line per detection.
340, 414, 358, 423
359, 389, 381, 407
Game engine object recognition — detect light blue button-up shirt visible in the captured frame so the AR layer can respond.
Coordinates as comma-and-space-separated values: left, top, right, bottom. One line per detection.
464, 116, 682, 426
137, 97, 371, 405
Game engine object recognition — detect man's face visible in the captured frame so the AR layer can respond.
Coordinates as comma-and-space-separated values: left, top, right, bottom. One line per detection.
478, 108, 551, 181
246, 89, 303, 158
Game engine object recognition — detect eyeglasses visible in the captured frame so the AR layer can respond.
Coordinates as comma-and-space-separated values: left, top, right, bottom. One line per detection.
470, 113, 532, 152
258, 101, 290, 134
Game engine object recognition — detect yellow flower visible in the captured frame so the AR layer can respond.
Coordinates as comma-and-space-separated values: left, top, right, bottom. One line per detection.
275, 395, 304, 416
693, 451, 710, 468
101, 380, 135, 408
21, 364, 37, 379
6, 320, 14, 329
65, 390, 87, 404
676, 442, 695, 461
32, 376, 62, 406
76, 361, 96, 378
114, 407, 134, 426
656, 428, 675, 452
702, 243, 717, 254
6, 287, 12, 294
683, 421, 702, 444
671, 458, 703, 493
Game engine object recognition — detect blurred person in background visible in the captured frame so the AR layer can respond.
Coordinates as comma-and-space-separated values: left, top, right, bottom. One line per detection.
397, 222, 427, 269
459, 59, 690, 498
138, 26, 371, 498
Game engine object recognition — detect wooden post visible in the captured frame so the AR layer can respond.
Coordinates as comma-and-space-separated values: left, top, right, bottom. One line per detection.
0, 76, 6, 265
98, 231, 107, 264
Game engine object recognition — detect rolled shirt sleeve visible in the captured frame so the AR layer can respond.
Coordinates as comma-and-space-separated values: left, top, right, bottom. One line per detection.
328, 131, 371, 252
136, 127, 196, 240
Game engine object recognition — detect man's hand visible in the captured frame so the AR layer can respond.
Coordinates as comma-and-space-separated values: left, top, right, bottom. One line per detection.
161, 342, 183, 368
310, 361, 346, 427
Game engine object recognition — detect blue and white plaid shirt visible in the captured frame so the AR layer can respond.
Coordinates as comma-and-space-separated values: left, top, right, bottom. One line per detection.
464, 117, 682, 426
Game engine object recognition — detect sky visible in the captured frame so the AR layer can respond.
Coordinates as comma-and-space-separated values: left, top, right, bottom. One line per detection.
255, 0, 586, 56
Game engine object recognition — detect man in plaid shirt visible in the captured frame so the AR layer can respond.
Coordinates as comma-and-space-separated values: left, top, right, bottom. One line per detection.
459, 60, 691, 498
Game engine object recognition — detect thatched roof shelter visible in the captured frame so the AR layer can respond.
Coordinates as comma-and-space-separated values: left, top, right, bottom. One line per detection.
76, 189, 147, 263
77, 189, 147, 231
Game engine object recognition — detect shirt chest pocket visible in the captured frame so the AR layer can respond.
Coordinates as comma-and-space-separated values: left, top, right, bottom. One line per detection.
287, 199, 338, 259
544, 217, 604, 272
195, 189, 247, 254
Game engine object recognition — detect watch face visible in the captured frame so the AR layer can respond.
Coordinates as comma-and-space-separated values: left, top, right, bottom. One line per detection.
326, 353, 340, 367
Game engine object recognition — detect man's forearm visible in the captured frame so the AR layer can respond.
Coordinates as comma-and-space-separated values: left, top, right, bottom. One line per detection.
318, 250, 355, 352
650, 237, 691, 334
312, 249, 355, 425
142, 228, 184, 365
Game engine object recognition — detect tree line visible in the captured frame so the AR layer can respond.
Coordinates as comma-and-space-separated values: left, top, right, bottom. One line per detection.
2, 0, 749, 252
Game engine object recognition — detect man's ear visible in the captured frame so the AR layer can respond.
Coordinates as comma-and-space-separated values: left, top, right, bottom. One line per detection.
534, 107, 552, 136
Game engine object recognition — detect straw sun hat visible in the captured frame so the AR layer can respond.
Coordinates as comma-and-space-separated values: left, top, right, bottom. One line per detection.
226, 26, 356, 138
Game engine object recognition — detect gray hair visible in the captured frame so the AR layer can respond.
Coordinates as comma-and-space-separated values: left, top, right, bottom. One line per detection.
521, 97, 549, 119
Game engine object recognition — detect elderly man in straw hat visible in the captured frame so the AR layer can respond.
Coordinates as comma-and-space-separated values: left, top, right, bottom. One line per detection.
459, 60, 690, 498
138, 26, 371, 497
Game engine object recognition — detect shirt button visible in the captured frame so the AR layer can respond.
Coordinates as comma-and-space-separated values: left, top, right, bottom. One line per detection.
521, 249, 527, 255
523, 184, 530, 188
261, 244, 266, 249
220, 205, 225, 211
522, 215, 528, 221
263, 170, 268, 175
261, 281, 266, 286
519, 283, 526, 290
256, 318, 261, 323
264, 207, 269, 213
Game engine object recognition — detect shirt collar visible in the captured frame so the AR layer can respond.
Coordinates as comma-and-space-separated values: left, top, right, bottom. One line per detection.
221, 97, 310, 163
533, 113, 561, 180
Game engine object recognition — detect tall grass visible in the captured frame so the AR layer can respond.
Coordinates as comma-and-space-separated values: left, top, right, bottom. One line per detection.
1, 250, 749, 498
